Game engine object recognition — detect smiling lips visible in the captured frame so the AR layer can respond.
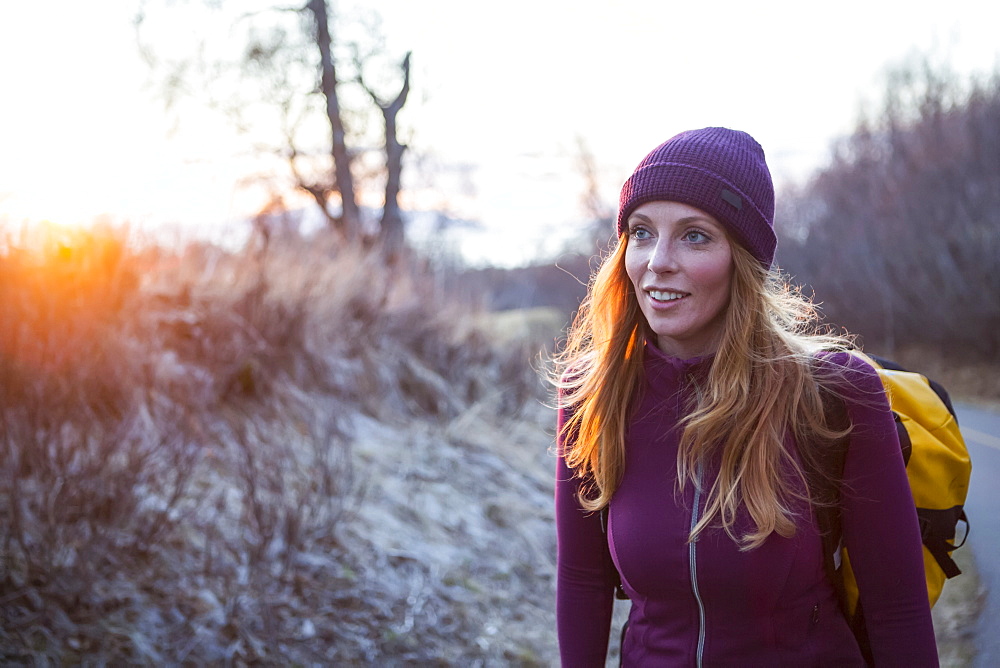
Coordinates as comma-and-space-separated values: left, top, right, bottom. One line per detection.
647, 289, 689, 303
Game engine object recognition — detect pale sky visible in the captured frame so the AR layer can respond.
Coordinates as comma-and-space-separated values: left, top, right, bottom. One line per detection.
1, 0, 999, 264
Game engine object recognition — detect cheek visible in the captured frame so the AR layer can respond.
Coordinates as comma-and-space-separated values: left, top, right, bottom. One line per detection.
692, 252, 734, 299
624, 246, 645, 288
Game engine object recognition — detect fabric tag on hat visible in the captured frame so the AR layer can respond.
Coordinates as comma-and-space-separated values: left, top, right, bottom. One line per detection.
721, 189, 742, 210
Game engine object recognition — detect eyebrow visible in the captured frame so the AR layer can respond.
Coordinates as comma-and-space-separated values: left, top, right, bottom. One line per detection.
627, 213, 718, 227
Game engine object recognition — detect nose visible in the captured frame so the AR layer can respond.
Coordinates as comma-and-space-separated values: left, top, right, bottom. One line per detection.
647, 237, 677, 274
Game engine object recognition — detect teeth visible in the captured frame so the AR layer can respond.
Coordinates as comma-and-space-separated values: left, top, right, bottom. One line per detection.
649, 290, 685, 301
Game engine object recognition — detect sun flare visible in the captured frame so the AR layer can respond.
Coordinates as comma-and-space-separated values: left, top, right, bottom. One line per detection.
0, 217, 142, 376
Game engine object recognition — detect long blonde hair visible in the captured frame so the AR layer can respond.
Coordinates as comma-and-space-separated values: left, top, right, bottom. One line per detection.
553, 233, 851, 550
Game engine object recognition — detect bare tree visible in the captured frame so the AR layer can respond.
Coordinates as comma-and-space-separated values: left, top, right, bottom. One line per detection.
575, 136, 616, 253
136, 0, 413, 245
355, 48, 412, 251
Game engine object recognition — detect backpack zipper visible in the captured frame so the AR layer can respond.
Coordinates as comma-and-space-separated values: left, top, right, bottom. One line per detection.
689, 460, 706, 668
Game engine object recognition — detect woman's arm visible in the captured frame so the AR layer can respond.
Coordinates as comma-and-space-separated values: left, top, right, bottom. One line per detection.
836, 353, 939, 666
555, 403, 617, 666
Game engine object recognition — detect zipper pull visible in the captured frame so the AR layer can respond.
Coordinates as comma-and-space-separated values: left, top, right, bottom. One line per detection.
811, 604, 820, 624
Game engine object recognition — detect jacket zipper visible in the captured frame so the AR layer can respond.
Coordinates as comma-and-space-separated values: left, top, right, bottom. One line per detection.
689, 460, 706, 668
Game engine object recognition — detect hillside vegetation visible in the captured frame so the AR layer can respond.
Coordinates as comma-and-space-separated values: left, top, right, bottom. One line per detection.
0, 225, 562, 664
777, 58, 1000, 364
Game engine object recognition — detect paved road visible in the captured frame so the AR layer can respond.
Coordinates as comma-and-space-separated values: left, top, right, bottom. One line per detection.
954, 402, 1000, 667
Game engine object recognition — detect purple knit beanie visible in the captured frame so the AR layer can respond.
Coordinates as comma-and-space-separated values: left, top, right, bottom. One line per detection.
617, 127, 776, 267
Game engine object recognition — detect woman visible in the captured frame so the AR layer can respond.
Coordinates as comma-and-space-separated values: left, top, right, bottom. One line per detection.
553, 127, 937, 666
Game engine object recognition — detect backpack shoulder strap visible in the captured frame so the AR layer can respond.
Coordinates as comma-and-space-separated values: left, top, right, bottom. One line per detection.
599, 506, 630, 600
808, 385, 851, 613
810, 383, 875, 661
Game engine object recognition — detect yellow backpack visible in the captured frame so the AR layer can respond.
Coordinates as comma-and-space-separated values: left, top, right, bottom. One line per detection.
813, 353, 972, 662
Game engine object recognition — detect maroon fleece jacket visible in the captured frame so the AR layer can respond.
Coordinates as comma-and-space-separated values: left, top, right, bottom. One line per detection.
555, 345, 937, 666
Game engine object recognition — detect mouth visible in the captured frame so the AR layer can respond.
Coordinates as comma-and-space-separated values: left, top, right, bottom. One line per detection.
647, 289, 689, 303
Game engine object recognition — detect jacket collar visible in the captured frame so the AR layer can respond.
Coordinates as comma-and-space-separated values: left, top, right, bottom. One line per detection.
643, 338, 715, 377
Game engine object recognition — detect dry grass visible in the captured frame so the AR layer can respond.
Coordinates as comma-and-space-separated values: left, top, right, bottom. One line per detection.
0, 225, 556, 664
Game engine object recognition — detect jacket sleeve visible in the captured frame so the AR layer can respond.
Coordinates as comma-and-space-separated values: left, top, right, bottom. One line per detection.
836, 353, 939, 666
555, 402, 617, 667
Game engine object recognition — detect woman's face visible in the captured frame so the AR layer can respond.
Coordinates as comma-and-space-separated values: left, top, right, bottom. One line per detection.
624, 201, 734, 359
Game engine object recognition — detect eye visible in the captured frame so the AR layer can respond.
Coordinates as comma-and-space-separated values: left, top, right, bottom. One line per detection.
683, 229, 710, 243
630, 227, 652, 241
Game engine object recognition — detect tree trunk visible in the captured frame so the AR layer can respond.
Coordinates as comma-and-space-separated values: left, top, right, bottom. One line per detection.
378, 52, 411, 251
306, 0, 359, 236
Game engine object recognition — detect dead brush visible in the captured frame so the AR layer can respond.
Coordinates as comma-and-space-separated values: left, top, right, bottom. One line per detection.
0, 224, 195, 661
0, 225, 353, 662
0, 223, 555, 663
237, 231, 545, 421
